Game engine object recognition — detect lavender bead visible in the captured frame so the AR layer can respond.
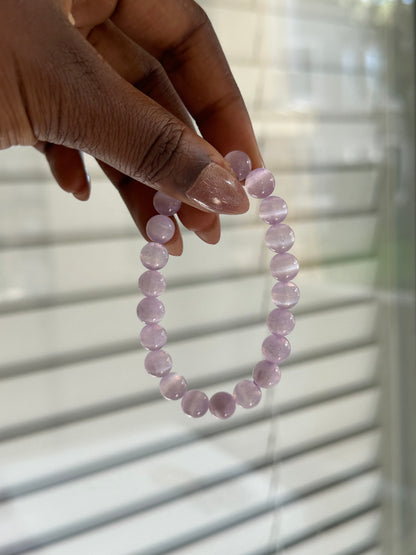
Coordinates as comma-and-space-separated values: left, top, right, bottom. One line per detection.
262, 334, 291, 363
146, 215, 175, 244
136, 297, 165, 323
153, 191, 182, 216
159, 372, 187, 400
225, 150, 252, 181
181, 390, 209, 418
140, 242, 169, 270
145, 350, 172, 377
140, 324, 167, 351
245, 168, 275, 199
270, 253, 299, 281
253, 360, 282, 388
267, 308, 295, 336
138, 270, 166, 297
209, 391, 236, 420
233, 379, 262, 408
271, 281, 300, 309
259, 196, 288, 224
265, 223, 295, 253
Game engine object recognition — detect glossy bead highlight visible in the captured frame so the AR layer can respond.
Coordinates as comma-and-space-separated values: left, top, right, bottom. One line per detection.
265, 223, 295, 253
224, 150, 252, 181
182, 390, 209, 418
253, 360, 282, 388
160, 372, 187, 400
140, 242, 169, 270
245, 168, 275, 199
267, 308, 296, 336
153, 191, 182, 215
234, 379, 262, 408
145, 350, 172, 377
140, 324, 167, 351
146, 215, 175, 244
271, 281, 300, 309
270, 253, 299, 281
209, 391, 236, 419
262, 334, 291, 364
259, 196, 288, 224
138, 270, 166, 297
136, 297, 165, 323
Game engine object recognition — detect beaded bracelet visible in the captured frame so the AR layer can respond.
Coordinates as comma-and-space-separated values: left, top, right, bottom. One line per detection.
137, 151, 300, 420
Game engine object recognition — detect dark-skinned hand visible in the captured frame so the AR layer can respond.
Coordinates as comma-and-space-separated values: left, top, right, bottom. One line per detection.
0, 0, 262, 254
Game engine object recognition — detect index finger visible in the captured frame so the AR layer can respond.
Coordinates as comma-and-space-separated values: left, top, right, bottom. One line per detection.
111, 0, 263, 168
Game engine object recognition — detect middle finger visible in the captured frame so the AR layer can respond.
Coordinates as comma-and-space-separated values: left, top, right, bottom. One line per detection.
87, 19, 222, 248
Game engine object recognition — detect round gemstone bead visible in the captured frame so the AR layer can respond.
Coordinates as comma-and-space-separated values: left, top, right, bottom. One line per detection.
233, 379, 262, 408
267, 308, 296, 336
209, 391, 236, 420
153, 191, 182, 216
271, 281, 300, 309
224, 150, 252, 181
259, 196, 288, 224
265, 223, 295, 253
145, 350, 172, 377
136, 297, 165, 323
137, 161, 298, 419
181, 390, 209, 418
270, 253, 299, 281
146, 215, 175, 244
253, 360, 282, 388
138, 270, 166, 297
140, 324, 167, 351
262, 334, 291, 364
140, 242, 169, 270
245, 168, 275, 199
159, 372, 187, 400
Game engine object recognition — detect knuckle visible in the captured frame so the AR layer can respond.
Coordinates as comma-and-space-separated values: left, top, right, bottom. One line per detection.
138, 119, 185, 184
161, 4, 210, 74
188, 2, 210, 29
135, 58, 166, 97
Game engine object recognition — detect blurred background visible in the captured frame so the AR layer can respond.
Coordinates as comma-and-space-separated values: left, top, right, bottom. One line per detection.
0, 0, 415, 553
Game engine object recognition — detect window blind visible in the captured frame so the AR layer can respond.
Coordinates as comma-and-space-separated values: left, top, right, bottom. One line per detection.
0, 0, 391, 553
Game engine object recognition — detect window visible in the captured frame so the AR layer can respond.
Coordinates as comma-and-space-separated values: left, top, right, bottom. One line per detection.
0, 1, 414, 553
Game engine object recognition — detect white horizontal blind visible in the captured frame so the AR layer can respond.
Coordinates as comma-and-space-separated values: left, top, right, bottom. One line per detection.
0, 1, 388, 553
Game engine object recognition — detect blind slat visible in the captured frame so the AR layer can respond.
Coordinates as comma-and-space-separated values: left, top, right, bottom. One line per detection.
2, 468, 379, 555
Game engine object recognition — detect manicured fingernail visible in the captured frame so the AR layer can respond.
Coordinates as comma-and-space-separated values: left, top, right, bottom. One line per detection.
186, 163, 249, 215
195, 216, 221, 244
73, 189, 89, 201
165, 232, 183, 256
73, 184, 90, 201
73, 173, 90, 201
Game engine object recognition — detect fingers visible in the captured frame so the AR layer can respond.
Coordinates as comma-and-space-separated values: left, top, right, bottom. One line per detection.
87, 20, 221, 248
177, 204, 221, 245
25, 7, 248, 216
35, 142, 91, 200
111, 0, 263, 167
37, 17, 221, 253
86, 20, 196, 131
98, 161, 184, 255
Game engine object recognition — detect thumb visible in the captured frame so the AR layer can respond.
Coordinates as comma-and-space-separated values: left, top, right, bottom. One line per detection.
27, 11, 248, 215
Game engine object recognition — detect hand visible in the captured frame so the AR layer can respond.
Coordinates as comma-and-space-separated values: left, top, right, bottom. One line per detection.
0, 0, 262, 254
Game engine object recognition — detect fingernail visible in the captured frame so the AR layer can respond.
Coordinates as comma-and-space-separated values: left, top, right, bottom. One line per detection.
196, 216, 221, 244
186, 163, 249, 215
165, 232, 183, 256
73, 190, 89, 201
73, 173, 91, 201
